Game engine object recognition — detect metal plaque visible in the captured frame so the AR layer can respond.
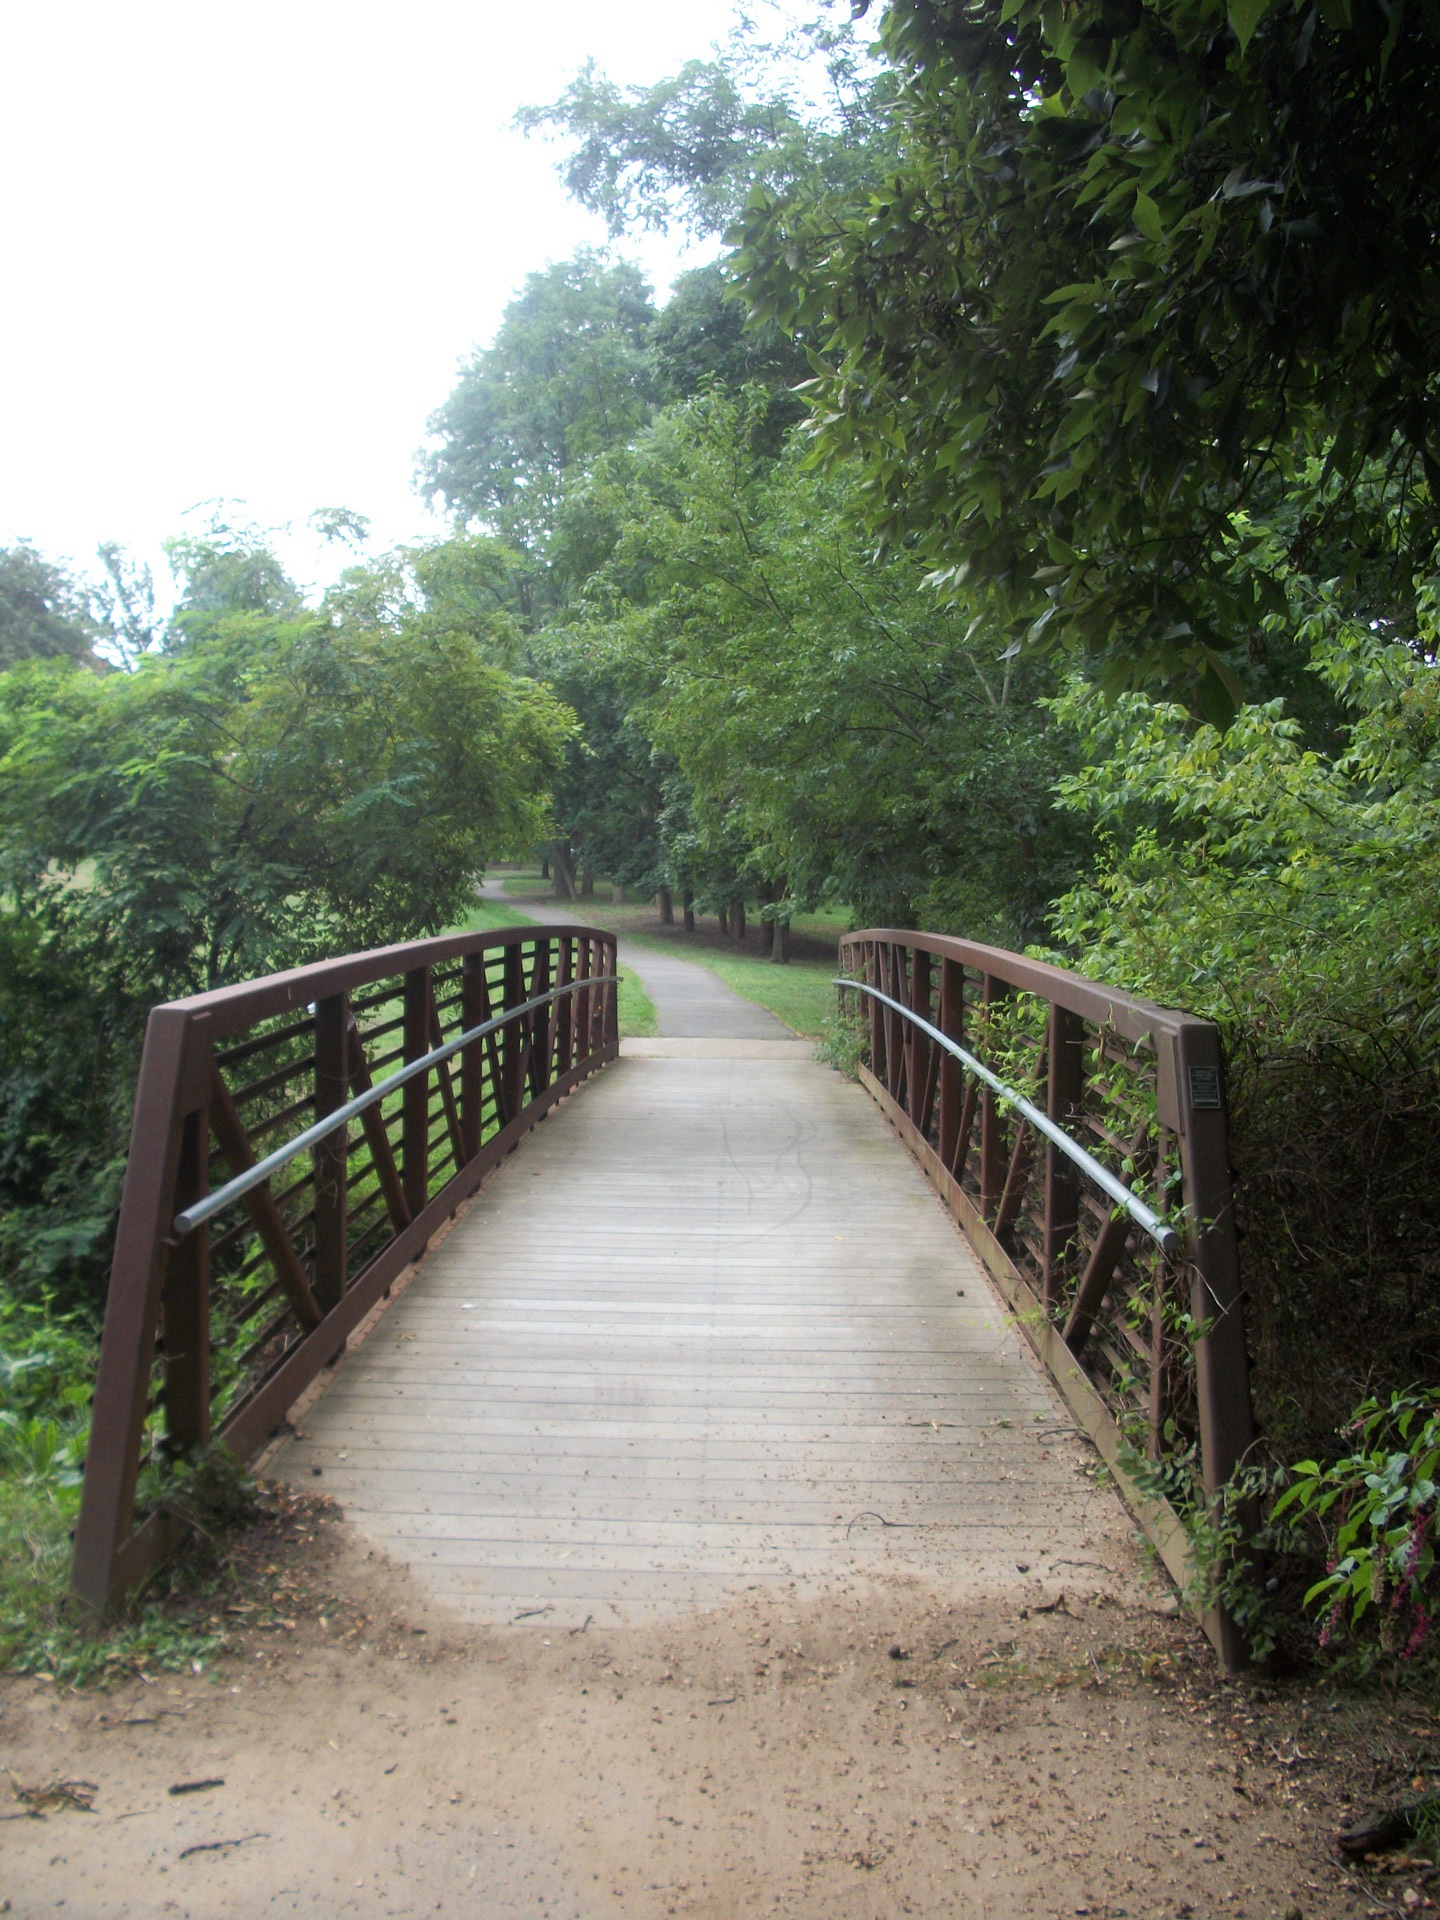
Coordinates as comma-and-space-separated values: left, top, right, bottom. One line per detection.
1187, 1065, 1222, 1110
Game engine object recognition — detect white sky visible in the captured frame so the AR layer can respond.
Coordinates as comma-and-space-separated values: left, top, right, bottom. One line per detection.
0, 0, 737, 601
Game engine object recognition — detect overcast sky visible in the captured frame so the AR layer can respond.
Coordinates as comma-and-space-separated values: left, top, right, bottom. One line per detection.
0, 0, 739, 598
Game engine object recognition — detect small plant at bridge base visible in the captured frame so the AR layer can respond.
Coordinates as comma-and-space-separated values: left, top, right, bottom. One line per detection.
1118, 1439, 1294, 1666
817, 1000, 867, 1079
0, 1442, 261, 1687
1271, 1388, 1440, 1677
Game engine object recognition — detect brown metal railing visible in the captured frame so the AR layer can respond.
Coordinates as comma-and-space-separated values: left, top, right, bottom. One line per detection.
71, 923, 619, 1611
839, 930, 1255, 1668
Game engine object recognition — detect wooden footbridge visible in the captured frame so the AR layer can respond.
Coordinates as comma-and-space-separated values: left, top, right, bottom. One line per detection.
71, 916, 1254, 1664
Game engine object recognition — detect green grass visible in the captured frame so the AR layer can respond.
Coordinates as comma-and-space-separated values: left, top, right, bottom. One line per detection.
0, 1471, 231, 1685
622, 936, 839, 1039
481, 870, 845, 1040
444, 896, 658, 1038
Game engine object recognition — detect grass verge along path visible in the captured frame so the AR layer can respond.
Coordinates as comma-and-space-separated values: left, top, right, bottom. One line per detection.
448, 898, 658, 1038
485, 873, 842, 1041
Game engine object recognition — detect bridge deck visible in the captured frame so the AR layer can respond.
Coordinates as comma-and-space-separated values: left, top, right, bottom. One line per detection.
270, 1042, 1131, 1627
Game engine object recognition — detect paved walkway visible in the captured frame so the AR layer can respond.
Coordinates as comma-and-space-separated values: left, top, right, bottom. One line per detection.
476, 875, 791, 1040
269, 912, 1123, 1627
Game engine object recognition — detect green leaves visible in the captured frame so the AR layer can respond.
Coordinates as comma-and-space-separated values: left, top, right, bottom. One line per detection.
1227, 0, 1272, 53
1131, 189, 1164, 242
731, 0, 1440, 712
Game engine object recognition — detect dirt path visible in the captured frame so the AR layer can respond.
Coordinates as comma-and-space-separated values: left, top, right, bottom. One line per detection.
0, 1507, 1395, 1919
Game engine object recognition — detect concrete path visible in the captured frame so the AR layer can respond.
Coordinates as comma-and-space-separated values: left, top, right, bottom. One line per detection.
477, 874, 791, 1041
271, 1050, 1129, 1629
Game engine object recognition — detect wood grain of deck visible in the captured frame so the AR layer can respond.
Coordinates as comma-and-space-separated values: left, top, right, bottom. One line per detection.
270, 1052, 1136, 1626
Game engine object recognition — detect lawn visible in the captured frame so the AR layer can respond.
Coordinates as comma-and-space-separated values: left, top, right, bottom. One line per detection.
621, 934, 837, 1039
485, 870, 843, 1040
445, 897, 658, 1038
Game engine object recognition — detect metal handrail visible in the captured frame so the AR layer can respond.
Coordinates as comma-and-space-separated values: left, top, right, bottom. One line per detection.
173, 974, 619, 1237
833, 977, 1179, 1255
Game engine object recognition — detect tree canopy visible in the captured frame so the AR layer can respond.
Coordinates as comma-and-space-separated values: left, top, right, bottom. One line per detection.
734, 0, 1440, 711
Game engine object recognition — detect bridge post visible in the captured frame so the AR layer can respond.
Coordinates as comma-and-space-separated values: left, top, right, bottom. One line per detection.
908, 947, 932, 1134
555, 936, 574, 1078
602, 937, 620, 1050
460, 953, 486, 1160
501, 944, 526, 1120
313, 992, 349, 1315
937, 958, 966, 1173
1170, 1020, 1257, 1669
1043, 1005, 1084, 1308
979, 974, 1009, 1220
402, 968, 430, 1220
162, 1091, 212, 1451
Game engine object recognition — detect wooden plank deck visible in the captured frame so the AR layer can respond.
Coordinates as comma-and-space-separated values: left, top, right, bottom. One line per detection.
269, 1047, 1135, 1626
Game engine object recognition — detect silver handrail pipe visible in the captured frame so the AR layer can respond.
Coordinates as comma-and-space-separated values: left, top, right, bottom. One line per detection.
172, 975, 619, 1237
833, 977, 1179, 1256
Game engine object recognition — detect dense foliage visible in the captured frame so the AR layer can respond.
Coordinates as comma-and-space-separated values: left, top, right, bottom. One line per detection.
0, 533, 570, 1323
737, 0, 1440, 715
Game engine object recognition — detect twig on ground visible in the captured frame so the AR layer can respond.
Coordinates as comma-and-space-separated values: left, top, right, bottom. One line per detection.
178, 1832, 266, 1860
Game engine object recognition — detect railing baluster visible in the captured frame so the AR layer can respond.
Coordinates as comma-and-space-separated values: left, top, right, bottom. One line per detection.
460, 953, 486, 1161
162, 1096, 211, 1450
575, 938, 593, 1063
346, 1020, 410, 1232
555, 937, 574, 1077
603, 937, 620, 1050
979, 973, 1007, 1220
402, 967, 430, 1219
313, 992, 349, 1315
501, 943, 525, 1120
909, 946, 932, 1135
937, 958, 965, 1170
1043, 1005, 1084, 1309
530, 937, 553, 1095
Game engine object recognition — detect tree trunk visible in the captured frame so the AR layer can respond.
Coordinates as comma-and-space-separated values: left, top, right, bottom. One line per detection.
733, 899, 746, 941
580, 869, 595, 897
683, 888, 695, 932
551, 839, 578, 900
717, 903, 730, 937
771, 916, 790, 964
755, 881, 773, 949
540, 854, 549, 880
612, 882, 626, 904
656, 888, 674, 924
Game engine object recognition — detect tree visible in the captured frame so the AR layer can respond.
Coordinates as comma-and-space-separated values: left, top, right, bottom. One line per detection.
734, 0, 1440, 713
0, 544, 574, 1314
0, 621, 570, 1000
569, 387, 1087, 938
0, 546, 106, 672
420, 253, 657, 558
518, 25, 898, 242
